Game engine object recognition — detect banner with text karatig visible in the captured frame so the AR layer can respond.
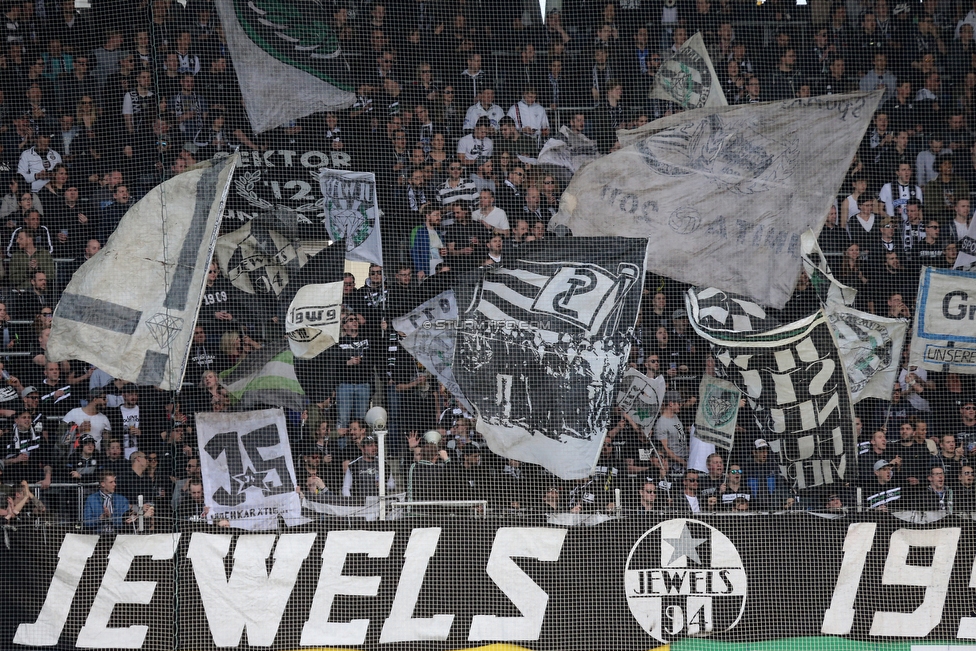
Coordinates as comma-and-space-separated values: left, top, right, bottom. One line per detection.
550, 92, 882, 308
197, 408, 306, 530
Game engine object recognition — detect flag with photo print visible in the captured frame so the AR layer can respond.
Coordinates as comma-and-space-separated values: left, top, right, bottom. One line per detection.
452, 238, 647, 480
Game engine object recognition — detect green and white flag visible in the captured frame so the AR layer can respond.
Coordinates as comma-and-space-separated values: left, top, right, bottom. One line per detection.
220, 339, 305, 412
214, 0, 356, 134
826, 304, 906, 403
695, 375, 741, 450
651, 32, 727, 109
320, 168, 383, 266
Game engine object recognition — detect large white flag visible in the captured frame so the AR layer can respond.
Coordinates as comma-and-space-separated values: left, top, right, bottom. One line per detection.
214, 0, 356, 134
825, 304, 906, 403
197, 409, 307, 530
910, 267, 976, 373
320, 168, 383, 266
551, 92, 883, 308
48, 155, 239, 390
651, 32, 728, 109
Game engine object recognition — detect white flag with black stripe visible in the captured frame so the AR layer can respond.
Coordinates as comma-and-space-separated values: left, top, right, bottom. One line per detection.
49, 156, 239, 390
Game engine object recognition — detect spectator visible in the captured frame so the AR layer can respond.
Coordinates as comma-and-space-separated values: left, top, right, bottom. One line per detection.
673, 469, 702, 513
18, 131, 62, 193
83, 470, 152, 532
866, 459, 904, 511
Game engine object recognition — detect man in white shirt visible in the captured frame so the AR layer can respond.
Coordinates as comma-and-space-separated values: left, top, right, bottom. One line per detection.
18, 132, 62, 192
507, 87, 549, 144
62, 387, 112, 451
472, 189, 509, 235
462, 87, 504, 133
457, 117, 494, 167
878, 163, 922, 223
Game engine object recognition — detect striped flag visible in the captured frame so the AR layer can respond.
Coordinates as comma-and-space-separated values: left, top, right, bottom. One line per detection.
220, 339, 305, 412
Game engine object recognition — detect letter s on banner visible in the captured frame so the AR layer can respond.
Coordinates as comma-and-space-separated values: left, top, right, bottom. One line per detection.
468, 527, 567, 642
188, 533, 315, 647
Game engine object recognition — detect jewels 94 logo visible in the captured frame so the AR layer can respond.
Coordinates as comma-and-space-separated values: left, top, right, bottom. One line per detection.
625, 519, 747, 643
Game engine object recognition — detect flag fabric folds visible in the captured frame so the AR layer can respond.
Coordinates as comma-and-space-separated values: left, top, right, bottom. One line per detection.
48, 155, 239, 391
687, 309, 857, 493
320, 168, 383, 266
650, 32, 728, 109
616, 368, 667, 437
219, 339, 306, 412
825, 304, 906, 403
452, 238, 647, 480
551, 91, 882, 309
392, 290, 473, 413
284, 282, 343, 359
694, 375, 741, 450
213, 0, 355, 134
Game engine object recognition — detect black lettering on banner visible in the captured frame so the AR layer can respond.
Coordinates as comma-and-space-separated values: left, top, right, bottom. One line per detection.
943, 290, 976, 320
203, 424, 293, 506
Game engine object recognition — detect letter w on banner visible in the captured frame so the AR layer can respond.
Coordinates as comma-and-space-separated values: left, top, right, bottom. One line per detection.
551, 91, 882, 308
197, 408, 307, 530
686, 307, 857, 492
453, 238, 647, 480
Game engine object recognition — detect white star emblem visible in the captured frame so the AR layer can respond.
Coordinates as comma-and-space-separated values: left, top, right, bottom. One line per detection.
663, 523, 707, 565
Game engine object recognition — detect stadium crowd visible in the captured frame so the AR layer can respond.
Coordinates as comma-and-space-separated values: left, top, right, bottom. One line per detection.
0, 0, 975, 529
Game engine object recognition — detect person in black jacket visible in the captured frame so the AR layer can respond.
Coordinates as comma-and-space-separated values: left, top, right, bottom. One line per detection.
332, 315, 373, 436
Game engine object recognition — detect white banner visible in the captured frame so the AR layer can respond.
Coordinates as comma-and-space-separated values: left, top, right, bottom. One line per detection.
651, 32, 728, 109
320, 168, 383, 266
826, 305, 906, 403
48, 156, 239, 391
285, 282, 343, 359
910, 267, 976, 373
196, 409, 307, 530
615, 368, 666, 436
392, 290, 472, 412
551, 92, 883, 309
213, 0, 355, 134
